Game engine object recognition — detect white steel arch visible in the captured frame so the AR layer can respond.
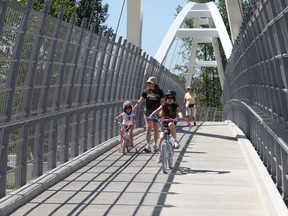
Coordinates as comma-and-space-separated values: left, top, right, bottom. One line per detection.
154, 2, 233, 89
225, 0, 243, 43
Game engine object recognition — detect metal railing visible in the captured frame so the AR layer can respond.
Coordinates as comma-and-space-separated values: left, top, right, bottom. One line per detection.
223, 0, 288, 201
0, 0, 185, 197
196, 107, 222, 122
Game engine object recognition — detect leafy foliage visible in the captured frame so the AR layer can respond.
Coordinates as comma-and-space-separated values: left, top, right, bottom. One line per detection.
76, 0, 113, 35
12, 0, 113, 36
12, 0, 76, 21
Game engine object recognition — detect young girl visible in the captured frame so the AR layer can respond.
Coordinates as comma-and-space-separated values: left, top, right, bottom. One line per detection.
150, 90, 183, 163
114, 101, 137, 148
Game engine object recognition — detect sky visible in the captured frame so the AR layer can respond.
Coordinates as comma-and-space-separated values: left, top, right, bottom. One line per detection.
102, 0, 188, 58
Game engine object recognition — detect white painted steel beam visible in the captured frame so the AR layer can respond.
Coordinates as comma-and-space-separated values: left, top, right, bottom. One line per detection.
186, 41, 198, 88
176, 28, 219, 38
127, 0, 143, 48
207, 2, 232, 58
199, 18, 209, 25
197, 37, 213, 43
212, 37, 225, 88
154, 2, 197, 64
225, 0, 243, 43
195, 61, 217, 67
154, 1, 232, 89
186, 10, 211, 18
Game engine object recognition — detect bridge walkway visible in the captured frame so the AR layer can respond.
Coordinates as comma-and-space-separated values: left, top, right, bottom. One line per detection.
10, 122, 287, 216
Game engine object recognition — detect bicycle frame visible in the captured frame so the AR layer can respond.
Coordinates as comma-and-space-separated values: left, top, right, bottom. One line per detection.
161, 126, 174, 174
117, 122, 135, 154
158, 117, 191, 174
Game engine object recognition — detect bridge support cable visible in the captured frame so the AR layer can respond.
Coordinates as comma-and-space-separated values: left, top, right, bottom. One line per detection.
115, 0, 126, 36
168, 38, 179, 71
154, 2, 233, 88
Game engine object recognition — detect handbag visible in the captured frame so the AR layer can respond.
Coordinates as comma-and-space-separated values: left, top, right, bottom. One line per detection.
188, 104, 194, 108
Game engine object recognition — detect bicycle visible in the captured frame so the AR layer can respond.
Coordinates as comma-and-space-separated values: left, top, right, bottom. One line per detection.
117, 122, 137, 154
153, 116, 191, 174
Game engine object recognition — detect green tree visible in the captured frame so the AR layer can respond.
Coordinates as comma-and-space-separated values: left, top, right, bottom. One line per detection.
12, 0, 77, 21
76, 0, 113, 35
12, 0, 112, 35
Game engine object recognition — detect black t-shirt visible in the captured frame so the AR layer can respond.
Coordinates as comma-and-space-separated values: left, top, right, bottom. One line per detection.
162, 102, 179, 119
142, 88, 164, 111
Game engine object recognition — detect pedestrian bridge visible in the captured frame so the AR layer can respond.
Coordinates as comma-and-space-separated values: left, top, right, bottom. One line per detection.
0, 0, 288, 215
7, 122, 288, 215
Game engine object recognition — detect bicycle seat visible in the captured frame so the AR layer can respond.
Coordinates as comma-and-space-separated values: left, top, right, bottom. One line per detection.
122, 125, 131, 132
163, 127, 171, 134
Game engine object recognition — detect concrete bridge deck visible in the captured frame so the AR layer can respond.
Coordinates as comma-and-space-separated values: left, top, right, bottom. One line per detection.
9, 122, 288, 216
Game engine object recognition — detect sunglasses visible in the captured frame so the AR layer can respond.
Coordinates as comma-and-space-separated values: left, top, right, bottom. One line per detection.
147, 82, 152, 84
166, 97, 174, 100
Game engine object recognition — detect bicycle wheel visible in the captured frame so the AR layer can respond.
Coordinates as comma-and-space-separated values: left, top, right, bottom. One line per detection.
122, 137, 129, 155
120, 139, 125, 154
127, 139, 137, 153
167, 142, 173, 169
161, 141, 168, 174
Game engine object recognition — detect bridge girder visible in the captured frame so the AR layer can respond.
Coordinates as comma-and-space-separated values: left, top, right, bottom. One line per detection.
225, 0, 243, 43
154, 2, 233, 89
126, 1, 242, 89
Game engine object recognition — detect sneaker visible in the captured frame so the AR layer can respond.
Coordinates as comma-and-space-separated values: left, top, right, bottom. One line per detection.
156, 153, 162, 163
194, 122, 196, 126
144, 144, 151, 153
174, 141, 180, 149
153, 144, 158, 152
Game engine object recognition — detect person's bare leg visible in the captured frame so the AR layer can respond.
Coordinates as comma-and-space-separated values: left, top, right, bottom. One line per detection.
146, 123, 152, 143
169, 124, 176, 139
158, 133, 164, 149
185, 107, 190, 121
144, 121, 152, 152
153, 121, 159, 144
169, 123, 180, 148
156, 132, 164, 163
129, 129, 134, 146
193, 108, 197, 125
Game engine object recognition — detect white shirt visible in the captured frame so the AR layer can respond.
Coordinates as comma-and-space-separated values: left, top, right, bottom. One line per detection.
121, 112, 136, 125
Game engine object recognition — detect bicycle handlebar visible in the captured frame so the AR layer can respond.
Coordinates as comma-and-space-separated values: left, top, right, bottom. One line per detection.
146, 115, 192, 127
116, 122, 133, 129
160, 117, 188, 122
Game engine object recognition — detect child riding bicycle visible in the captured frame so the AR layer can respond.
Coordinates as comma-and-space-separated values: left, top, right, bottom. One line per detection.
149, 90, 184, 163
114, 101, 137, 148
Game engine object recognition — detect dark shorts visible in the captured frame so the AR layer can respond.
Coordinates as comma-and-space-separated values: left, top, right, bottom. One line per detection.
144, 108, 158, 122
161, 125, 170, 133
160, 123, 177, 132
161, 121, 177, 128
